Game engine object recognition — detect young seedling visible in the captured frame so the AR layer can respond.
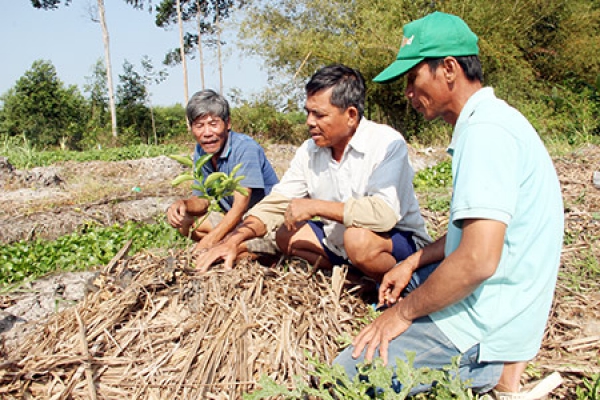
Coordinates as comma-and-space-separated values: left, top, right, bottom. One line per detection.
168, 153, 248, 246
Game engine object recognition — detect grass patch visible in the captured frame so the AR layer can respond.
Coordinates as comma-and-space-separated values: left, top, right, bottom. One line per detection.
560, 249, 600, 293
421, 191, 452, 213
1, 138, 188, 169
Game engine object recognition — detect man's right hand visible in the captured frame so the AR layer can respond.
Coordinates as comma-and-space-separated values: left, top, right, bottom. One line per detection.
166, 200, 188, 228
194, 240, 240, 272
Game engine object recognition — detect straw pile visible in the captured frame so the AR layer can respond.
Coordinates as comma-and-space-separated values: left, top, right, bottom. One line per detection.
0, 249, 371, 399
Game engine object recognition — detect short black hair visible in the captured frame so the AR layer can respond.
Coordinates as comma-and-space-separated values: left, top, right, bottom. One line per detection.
305, 64, 366, 119
426, 55, 484, 83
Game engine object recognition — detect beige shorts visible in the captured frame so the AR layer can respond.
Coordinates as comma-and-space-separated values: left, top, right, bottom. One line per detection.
206, 211, 224, 228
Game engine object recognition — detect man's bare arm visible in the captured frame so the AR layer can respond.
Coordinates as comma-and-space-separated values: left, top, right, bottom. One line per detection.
184, 196, 210, 216
284, 198, 344, 231
352, 219, 506, 363
395, 219, 505, 320
378, 234, 447, 306
196, 188, 252, 249
194, 215, 267, 272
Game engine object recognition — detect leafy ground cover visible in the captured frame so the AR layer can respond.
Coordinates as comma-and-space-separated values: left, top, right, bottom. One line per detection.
0, 220, 189, 287
1, 141, 187, 169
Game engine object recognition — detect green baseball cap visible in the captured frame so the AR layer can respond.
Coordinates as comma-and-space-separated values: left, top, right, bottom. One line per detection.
373, 12, 479, 83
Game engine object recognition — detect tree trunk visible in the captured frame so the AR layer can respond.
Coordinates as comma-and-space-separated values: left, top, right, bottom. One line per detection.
196, 0, 205, 90
216, 8, 223, 94
148, 95, 158, 145
176, 0, 189, 106
97, 0, 118, 138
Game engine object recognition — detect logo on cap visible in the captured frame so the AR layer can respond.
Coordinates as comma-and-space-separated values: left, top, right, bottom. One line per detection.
401, 35, 414, 48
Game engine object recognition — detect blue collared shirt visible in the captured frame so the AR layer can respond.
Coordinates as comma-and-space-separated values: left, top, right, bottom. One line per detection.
192, 131, 279, 211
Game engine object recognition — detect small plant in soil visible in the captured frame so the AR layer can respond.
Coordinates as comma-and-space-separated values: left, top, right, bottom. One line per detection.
168, 152, 248, 229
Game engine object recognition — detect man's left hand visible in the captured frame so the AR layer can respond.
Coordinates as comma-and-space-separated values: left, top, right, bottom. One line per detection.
351, 305, 412, 365
194, 240, 239, 272
284, 198, 316, 231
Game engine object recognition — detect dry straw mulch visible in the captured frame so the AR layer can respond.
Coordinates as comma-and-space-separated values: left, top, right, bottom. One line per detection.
534, 145, 600, 397
0, 249, 371, 399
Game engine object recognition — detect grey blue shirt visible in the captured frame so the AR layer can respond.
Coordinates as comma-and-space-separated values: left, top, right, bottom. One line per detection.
192, 131, 279, 211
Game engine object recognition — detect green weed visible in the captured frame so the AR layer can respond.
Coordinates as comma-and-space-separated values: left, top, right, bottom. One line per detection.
576, 373, 600, 400
424, 193, 452, 213
414, 160, 452, 190
244, 352, 477, 399
559, 249, 600, 292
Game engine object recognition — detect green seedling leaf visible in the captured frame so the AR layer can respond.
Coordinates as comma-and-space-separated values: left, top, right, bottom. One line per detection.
195, 153, 214, 177
230, 163, 243, 176
168, 154, 193, 167
171, 172, 194, 186
191, 183, 205, 192
203, 171, 228, 188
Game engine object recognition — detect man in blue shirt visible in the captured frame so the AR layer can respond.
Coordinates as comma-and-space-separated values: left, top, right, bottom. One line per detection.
334, 12, 564, 397
167, 89, 279, 252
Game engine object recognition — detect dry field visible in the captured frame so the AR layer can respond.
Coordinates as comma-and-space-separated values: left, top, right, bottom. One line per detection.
0, 143, 598, 398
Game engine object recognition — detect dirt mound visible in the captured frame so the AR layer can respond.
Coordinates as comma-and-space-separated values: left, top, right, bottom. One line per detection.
0, 157, 65, 190
0, 143, 444, 244
0, 155, 189, 244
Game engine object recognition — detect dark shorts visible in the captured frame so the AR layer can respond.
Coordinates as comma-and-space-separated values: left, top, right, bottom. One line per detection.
306, 220, 417, 266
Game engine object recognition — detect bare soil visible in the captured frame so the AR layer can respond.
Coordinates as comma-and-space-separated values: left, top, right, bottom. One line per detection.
0, 142, 598, 398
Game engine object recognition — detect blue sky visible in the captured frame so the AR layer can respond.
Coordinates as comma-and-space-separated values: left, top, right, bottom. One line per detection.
1, 1, 268, 106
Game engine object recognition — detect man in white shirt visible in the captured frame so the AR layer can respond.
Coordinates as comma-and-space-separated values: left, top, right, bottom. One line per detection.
195, 64, 430, 280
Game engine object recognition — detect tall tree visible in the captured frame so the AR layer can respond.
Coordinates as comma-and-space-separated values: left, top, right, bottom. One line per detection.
215, 3, 223, 93
156, 0, 208, 95
239, 0, 600, 139
140, 56, 168, 144
117, 60, 153, 143
208, 0, 243, 94
96, 0, 118, 138
31, 0, 119, 138
155, 0, 245, 94
176, 0, 190, 104
196, 0, 206, 89
83, 59, 110, 129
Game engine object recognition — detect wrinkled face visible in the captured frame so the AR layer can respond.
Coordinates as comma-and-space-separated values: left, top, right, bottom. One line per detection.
304, 88, 358, 154
191, 114, 231, 155
404, 61, 453, 123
